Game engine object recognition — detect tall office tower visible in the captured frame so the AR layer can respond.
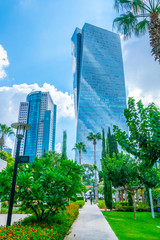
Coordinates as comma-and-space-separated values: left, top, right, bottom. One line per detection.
71, 23, 127, 167
14, 91, 57, 160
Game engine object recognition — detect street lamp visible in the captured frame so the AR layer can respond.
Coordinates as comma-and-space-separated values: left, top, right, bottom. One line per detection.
6, 123, 31, 226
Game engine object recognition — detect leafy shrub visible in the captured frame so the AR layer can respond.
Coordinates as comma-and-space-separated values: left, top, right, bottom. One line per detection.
76, 200, 85, 208
98, 200, 106, 209
114, 205, 151, 212
112, 202, 122, 208
77, 196, 84, 200
0, 156, 84, 221
0, 203, 79, 240
111, 202, 151, 212
119, 201, 128, 206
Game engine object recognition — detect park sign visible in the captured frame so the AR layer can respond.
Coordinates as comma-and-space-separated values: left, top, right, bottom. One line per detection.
17, 156, 29, 163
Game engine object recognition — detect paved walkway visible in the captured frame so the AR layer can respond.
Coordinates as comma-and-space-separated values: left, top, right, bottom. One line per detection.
65, 202, 118, 240
0, 214, 28, 226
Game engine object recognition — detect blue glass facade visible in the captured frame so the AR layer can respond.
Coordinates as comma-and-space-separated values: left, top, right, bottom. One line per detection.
21, 91, 56, 160
42, 110, 51, 153
25, 91, 41, 159
71, 23, 127, 167
52, 105, 57, 151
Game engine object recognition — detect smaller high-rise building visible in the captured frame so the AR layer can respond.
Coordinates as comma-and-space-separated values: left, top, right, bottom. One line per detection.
3, 147, 12, 155
14, 91, 57, 160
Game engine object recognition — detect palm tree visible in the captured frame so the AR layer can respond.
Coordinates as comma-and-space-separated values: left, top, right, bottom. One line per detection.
72, 142, 87, 165
0, 124, 14, 151
113, 0, 160, 63
87, 132, 101, 204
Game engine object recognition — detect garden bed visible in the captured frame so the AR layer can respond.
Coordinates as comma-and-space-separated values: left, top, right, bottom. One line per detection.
0, 203, 79, 240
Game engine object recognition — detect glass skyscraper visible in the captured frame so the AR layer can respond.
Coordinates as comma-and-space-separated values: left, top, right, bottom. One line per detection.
71, 23, 127, 167
14, 91, 57, 160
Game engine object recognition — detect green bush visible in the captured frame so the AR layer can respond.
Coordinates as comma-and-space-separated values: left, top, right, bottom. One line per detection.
112, 202, 122, 208
0, 203, 79, 240
98, 200, 106, 209
0, 156, 84, 221
77, 196, 84, 200
114, 205, 151, 212
0, 207, 26, 214
76, 200, 85, 208
112, 202, 151, 212
119, 201, 128, 206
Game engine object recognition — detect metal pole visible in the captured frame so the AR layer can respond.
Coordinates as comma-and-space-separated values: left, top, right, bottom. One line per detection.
149, 188, 155, 218
6, 137, 21, 226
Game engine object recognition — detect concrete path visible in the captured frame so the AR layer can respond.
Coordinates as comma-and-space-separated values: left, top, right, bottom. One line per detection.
0, 214, 28, 226
65, 202, 118, 240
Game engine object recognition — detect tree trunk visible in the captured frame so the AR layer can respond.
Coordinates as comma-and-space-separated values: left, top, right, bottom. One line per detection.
149, 12, 160, 63
94, 141, 98, 204
132, 193, 136, 220
141, 188, 145, 203
0, 135, 4, 151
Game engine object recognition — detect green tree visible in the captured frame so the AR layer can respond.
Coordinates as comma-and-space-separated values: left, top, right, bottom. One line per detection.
106, 127, 118, 158
98, 170, 103, 182
62, 130, 67, 160
0, 124, 14, 151
41, 150, 62, 168
72, 142, 86, 165
128, 190, 133, 206
98, 185, 104, 196
0, 151, 14, 167
87, 132, 101, 203
102, 152, 160, 219
113, 97, 160, 168
0, 156, 84, 221
81, 164, 94, 185
102, 128, 118, 210
113, 0, 160, 63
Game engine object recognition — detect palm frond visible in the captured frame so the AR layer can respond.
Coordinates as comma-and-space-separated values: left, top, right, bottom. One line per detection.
87, 132, 94, 141
156, 5, 160, 13
95, 132, 101, 140
131, 0, 148, 14
113, 12, 138, 39
114, 0, 132, 13
134, 19, 149, 36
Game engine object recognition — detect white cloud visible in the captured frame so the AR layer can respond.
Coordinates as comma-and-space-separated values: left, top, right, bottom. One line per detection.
120, 33, 160, 108
40, 83, 75, 119
0, 83, 75, 154
128, 87, 160, 107
0, 83, 75, 127
0, 45, 9, 79
55, 142, 61, 154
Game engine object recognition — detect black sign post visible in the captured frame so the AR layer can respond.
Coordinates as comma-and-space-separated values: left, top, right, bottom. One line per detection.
6, 123, 31, 227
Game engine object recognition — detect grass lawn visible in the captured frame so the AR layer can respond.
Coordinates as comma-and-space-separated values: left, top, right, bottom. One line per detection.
102, 212, 160, 240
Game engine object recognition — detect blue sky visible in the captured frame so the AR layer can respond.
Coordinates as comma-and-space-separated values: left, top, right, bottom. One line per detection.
0, 0, 160, 160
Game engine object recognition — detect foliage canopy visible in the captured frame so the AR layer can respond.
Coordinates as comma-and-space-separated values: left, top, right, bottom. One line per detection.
113, 97, 160, 168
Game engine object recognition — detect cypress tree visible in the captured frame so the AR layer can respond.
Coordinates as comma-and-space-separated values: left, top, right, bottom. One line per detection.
128, 191, 133, 206
62, 130, 67, 160
102, 127, 118, 210
102, 129, 106, 158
